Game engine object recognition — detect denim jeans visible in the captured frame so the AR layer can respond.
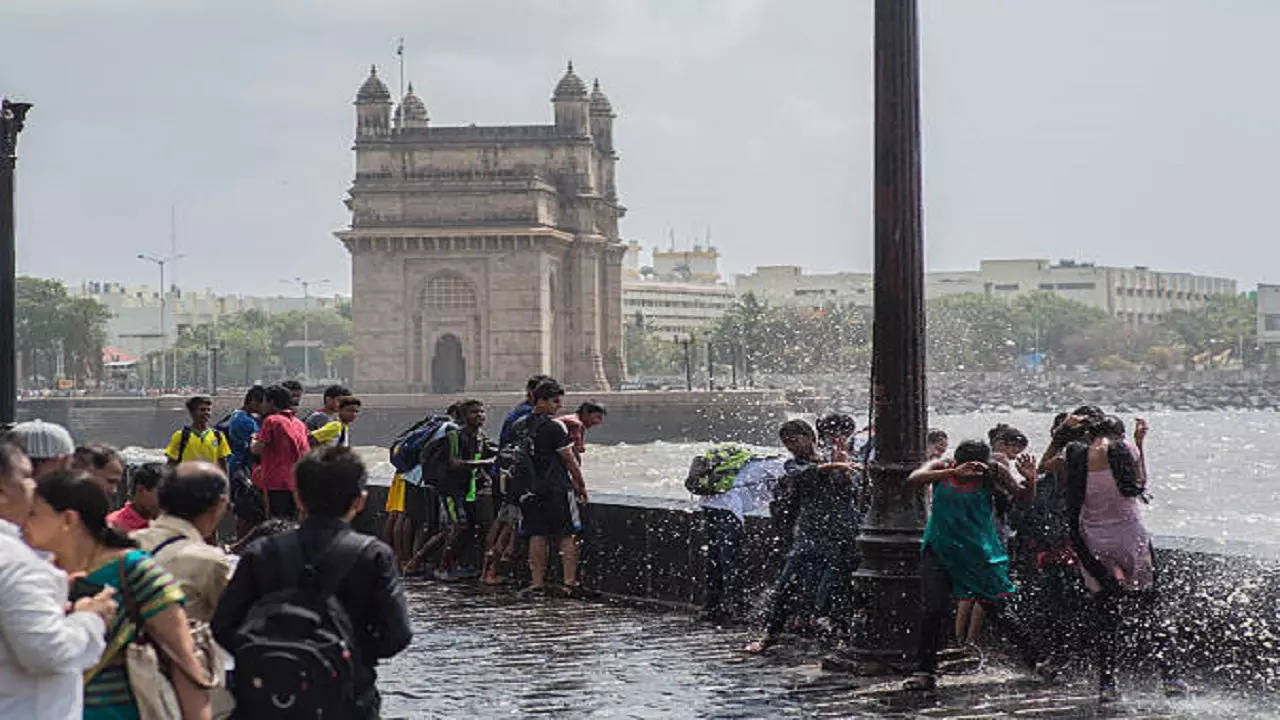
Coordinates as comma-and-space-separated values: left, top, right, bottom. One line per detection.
703, 508, 747, 617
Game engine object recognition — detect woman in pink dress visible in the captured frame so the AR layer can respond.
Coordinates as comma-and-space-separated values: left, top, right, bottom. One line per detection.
1065, 415, 1184, 703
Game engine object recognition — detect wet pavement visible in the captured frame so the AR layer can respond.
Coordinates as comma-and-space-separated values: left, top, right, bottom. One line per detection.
377, 581, 1277, 719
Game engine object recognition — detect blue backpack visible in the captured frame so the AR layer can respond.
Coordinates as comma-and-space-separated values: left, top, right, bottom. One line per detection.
388, 415, 452, 473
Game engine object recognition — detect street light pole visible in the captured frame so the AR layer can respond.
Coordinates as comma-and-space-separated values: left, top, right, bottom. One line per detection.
848, 0, 929, 672
1, 97, 33, 424
282, 277, 330, 382
137, 252, 183, 391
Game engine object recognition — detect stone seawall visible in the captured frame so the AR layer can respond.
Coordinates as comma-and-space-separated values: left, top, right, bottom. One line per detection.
782, 368, 1280, 414
18, 389, 790, 448
354, 486, 1280, 689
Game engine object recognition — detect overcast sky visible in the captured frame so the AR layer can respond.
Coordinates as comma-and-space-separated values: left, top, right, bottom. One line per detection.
1, 1, 1273, 296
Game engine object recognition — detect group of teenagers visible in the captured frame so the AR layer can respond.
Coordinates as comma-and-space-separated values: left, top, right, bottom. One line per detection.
0, 413, 413, 720
699, 405, 1186, 703
379, 374, 608, 599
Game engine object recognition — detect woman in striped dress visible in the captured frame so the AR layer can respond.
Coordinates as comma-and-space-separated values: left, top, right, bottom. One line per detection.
23, 470, 211, 720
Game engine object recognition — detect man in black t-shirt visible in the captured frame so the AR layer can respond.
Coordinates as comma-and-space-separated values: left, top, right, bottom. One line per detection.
518, 380, 588, 599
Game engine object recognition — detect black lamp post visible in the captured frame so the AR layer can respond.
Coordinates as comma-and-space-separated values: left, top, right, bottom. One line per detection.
0, 98, 32, 425
848, 0, 929, 672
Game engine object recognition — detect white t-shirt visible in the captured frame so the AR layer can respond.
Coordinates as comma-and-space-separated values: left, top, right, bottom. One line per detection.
700, 456, 788, 520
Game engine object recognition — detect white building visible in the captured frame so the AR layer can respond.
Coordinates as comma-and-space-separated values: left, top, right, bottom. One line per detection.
1259, 284, 1280, 365
73, 281, 347, 358
622, 242, 734, 341
733, 259, 1236, 325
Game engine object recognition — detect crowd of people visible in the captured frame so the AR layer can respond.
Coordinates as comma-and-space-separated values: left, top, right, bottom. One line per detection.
0, 380, 411, 719
0, 372, 1188, 716
694, 406, 1184, 703
380, 375, 607, 598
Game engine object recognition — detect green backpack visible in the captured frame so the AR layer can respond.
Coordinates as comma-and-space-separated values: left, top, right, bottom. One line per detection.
684, 443, 757, 496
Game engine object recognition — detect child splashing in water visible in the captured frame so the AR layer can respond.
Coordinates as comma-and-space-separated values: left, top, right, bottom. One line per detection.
903, 439, 1038, 690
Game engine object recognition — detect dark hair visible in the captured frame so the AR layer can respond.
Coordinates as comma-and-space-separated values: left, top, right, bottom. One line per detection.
816, 413, 857, 440
263, 385, 293, 410
927, 429, 948, 444
0, 440, 26, 486
990, 424, 1028, 449
1072, 405, 1105, 421
525, 374, 553, 394
185, 395, 212, 413
778, 419, 816, 440
953, 439, 992, 465
577, 401, 607, 416
36, 470, 136, 549
159, 464, 228, 521
1093, 415, 1126, 440
130, 462, 171, 494
532, 379, 565, 402
244, 385, 267, 404
230, 517, 298, 554
445, 402, 462, 420
1051, 412, 1069, 434
339, 396, 362, 409
71, 444, 122, 471
281, 380, 304, 394
323, 384, 351, 400
294, 446, 366, 517
456, 399, 484, 414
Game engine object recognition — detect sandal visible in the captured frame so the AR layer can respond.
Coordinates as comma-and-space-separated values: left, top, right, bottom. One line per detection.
517, 585, 546, 600
903, 672, 937, 691
744, 635, 773, 654
1163, 679, 1190, 697
560, 583, 597, 600
1098, 680, 1121, 704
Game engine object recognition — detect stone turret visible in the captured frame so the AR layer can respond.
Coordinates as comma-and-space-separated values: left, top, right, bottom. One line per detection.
552, 61, 590, 136
355, 65, 392, 137
589, 79, 615, 152
398, 82, 429, 129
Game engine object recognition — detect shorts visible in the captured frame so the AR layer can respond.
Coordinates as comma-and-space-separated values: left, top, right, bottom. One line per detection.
385, 475, 407, 513
403, 483, 430, 524
438, 494, 472, 528
520, 489, 583, 538
495, 502, 523, 527
265, 490, 298, 520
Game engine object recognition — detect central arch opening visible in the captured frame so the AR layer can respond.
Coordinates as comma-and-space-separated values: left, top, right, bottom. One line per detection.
431, 333, 466, 393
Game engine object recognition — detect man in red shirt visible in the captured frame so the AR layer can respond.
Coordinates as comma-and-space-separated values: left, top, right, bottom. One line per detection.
250, 384, 311, 519
557, 401, 607, 461
106, 462, 167, 532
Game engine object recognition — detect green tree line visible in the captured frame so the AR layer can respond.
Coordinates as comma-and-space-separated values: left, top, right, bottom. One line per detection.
625, 290, 1260, 378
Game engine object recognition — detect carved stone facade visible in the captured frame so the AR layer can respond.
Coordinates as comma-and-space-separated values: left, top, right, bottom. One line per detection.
336, 64, 627, 393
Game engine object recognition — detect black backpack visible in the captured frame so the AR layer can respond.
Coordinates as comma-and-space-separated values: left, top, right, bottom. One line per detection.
502, 413, 553, 501
229, 532, 374, 718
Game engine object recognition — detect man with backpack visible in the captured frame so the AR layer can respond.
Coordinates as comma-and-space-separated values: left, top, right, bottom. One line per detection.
512, 380, 589, 599
427, 399, 495, 581
390, 404, 459, 576
212, 446, 412, 720
165, 396, 230, 473
686, 444, 786, 624
222, 386, 266, 538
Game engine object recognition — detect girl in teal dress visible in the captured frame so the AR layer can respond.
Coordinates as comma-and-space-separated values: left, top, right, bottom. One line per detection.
904, 440, 1038, 690
23, 470, 212, 719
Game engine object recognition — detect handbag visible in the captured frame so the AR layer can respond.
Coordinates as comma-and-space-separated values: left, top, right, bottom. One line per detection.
117, 558, 225, 720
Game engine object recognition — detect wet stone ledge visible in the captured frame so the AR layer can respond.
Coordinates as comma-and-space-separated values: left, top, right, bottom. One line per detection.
358, 487, 1280, 692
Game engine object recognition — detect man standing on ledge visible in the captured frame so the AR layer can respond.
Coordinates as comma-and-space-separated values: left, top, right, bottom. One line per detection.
251, 385, 310, 519
517, 380, 589, 599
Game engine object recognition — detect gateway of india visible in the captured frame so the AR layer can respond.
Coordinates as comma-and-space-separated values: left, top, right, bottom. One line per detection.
335, 62, 628, 393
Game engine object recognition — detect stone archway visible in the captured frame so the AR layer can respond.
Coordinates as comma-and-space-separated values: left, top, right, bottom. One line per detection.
431, 333, 466, 393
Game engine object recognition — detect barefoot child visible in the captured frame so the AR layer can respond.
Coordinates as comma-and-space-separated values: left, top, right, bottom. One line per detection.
903, 439, 1037, 690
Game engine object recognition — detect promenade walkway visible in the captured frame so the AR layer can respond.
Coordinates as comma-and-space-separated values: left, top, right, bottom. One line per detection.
377, 581, 1271, 719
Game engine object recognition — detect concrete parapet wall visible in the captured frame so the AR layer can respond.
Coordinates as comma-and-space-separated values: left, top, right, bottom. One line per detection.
18, 389, 790, 448
354, 485, 1280, 688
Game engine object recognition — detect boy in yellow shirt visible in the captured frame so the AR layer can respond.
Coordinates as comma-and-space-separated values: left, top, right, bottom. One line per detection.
309, 397, 361, 448
165, 395, 230, 472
